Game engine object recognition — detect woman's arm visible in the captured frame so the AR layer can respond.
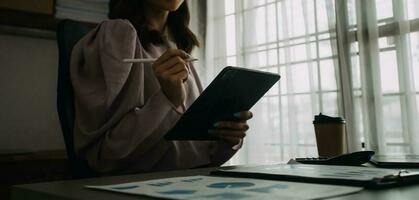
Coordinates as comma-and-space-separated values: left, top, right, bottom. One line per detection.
71, 20, 186, 173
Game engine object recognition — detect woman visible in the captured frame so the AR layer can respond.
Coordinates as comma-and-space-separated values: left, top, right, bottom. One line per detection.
70, 0, 252, 174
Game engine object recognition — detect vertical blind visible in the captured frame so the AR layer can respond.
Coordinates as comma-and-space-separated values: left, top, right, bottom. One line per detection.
205, 0, 419, 165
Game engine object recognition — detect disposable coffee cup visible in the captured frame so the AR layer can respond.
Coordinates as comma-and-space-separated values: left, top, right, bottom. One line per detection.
313, 113, 347, 157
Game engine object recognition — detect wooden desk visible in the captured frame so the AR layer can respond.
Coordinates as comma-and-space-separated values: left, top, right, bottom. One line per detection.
1, 149, 71, 200
10, 167, 419, 200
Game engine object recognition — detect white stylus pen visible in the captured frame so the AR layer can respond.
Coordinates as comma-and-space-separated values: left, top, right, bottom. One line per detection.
123, 57, 198, 63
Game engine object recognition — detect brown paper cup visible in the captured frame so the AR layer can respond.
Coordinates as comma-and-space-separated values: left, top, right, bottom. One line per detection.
314, 123, 347, 157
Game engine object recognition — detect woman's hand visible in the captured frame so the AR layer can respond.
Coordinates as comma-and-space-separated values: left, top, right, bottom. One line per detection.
152, 49, 190, 107
209, 111, 253, 146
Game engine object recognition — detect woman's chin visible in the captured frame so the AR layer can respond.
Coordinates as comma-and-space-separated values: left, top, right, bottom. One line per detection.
163, 4, 182, 11
147, 0, 184, 12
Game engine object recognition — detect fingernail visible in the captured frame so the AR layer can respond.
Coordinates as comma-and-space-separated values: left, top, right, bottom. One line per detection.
213, 122, 221, 127
234, 112, 241, 118
183, 51, 192, 58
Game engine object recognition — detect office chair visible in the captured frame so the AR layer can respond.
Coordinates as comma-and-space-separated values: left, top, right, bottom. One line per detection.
56, 19, 97, 178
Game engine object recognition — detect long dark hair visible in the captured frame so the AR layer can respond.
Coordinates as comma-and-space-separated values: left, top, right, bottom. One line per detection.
109, 0, 199, 53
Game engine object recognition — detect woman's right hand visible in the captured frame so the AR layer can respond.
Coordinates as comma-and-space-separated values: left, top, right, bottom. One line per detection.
152, 49, 190, 107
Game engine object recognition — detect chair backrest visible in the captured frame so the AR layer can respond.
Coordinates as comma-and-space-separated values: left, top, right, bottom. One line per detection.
56, 19, 96, 178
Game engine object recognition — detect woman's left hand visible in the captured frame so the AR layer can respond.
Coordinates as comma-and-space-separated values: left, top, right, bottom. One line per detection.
209, 111, 253, 146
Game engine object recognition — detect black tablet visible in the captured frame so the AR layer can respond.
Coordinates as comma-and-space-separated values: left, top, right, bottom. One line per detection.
370, 155, 419, 168
165, 66, 280, 140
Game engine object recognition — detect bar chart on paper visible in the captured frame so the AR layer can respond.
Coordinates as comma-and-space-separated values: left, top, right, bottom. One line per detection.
86, 175, 362, 199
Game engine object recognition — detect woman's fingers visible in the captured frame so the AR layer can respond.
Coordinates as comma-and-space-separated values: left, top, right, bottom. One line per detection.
208, 129, 242, 145
174, 70, 189, 82
208, 111, 253, 146
167, 63, 189, 75
216, 136, 242, 146
213, 121, 249, 131
154, 57, 187, 73
159, 63, 186, 76
233, 111, 253, 121
209, 129, 246, 138
154, 56, 186, 72
153, 55, 190, 84
158, 63, 188, 82
153, 49, 188, 66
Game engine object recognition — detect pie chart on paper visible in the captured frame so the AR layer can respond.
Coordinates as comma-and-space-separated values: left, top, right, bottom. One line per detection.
207, 182, 255, 189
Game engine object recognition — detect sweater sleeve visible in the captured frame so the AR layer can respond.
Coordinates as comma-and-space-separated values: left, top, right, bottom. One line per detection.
70, 20, 182, 173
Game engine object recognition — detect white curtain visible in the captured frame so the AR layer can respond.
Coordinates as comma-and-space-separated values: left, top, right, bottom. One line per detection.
345, 0, 419, 155
206, 0, 340, 165
205, 0, 419, 165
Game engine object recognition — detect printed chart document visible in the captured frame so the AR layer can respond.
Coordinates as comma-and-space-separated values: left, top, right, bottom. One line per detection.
86, 175, 362, 200
217, 164, 399, 181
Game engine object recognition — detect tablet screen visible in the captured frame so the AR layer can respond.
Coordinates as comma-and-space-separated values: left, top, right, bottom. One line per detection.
165, 66, 280, 140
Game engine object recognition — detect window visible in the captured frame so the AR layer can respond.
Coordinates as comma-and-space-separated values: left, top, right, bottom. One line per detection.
205, 0, 419, 165
347, 0, 419, 154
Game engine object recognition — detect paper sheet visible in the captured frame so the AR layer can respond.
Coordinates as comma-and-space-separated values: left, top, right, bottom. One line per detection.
86, 175, 362, 200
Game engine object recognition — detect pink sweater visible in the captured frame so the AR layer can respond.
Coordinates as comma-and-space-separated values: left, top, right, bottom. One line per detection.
70, 19, 238, 174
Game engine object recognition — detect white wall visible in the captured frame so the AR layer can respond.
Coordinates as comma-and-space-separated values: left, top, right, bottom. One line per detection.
0, 34, 64, 151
